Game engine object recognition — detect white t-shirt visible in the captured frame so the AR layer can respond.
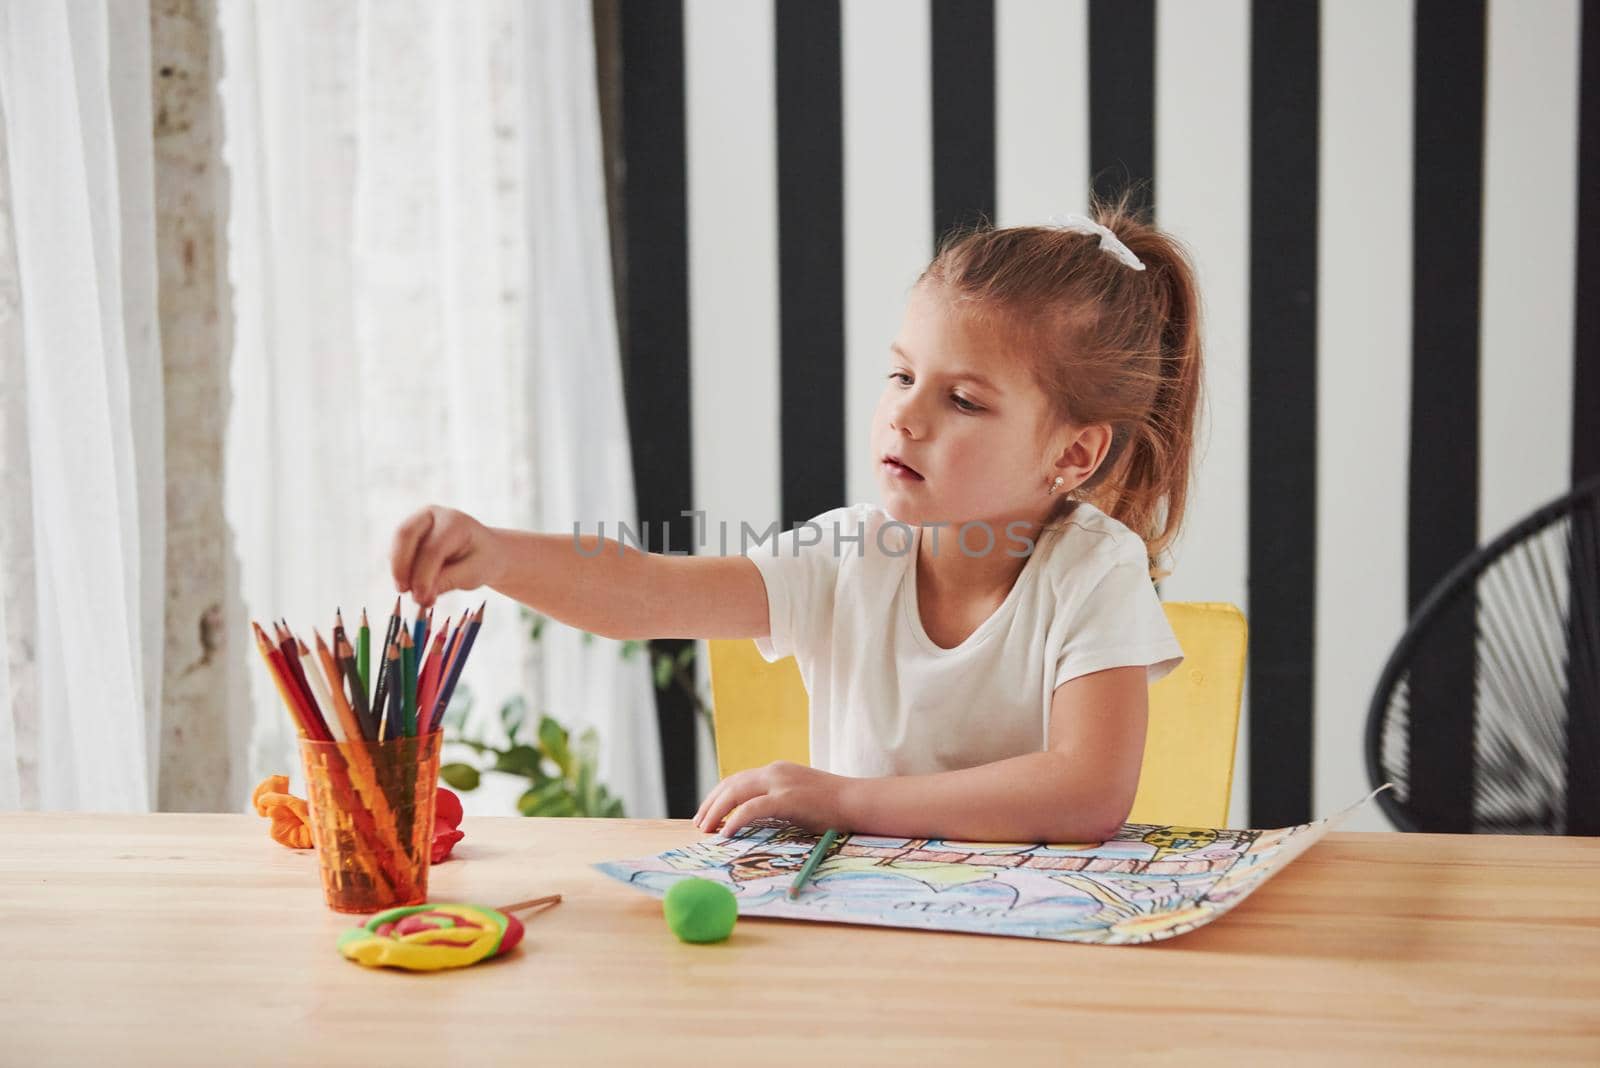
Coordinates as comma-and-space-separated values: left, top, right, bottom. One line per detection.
743, 501, 1185, 778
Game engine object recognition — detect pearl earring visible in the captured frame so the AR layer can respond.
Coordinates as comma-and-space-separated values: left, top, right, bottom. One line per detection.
1050, 476, 1065, 494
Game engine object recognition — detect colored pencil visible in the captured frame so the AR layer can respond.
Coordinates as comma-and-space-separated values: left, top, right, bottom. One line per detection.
411, 610, 427, 672
305, 639, 347, 738
253, 622, 320, 740
279, 624, 332, 740
424, 616, 463, 732
416, 621, 448, 735
332, 608, 351, 682
273, 622, 316, 717
357, 608, 372, 701
314, 630, 364, 745
787, 828, 841, 899
383, 595, 402, 652
400, 628, 418, 738
427, 603, 483, 733
333, 610, 370, 740
266, 627, 330, 742
336, 635, 373, 741
389, 642, 405, 737
298, 638, 342, 741
438, 615, 463, 684
371, 602, 400, 733
377, 641, 401, 741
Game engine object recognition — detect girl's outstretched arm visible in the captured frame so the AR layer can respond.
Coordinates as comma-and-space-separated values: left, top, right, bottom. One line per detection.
390, 505, 771, 642
697, 664, 1149, 843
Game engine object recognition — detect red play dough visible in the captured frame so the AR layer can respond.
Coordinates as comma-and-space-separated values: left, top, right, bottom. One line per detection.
431, 787, 465, 863
435, 787, 463, 827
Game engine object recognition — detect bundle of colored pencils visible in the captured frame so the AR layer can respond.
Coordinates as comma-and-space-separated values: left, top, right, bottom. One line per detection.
253, 599, 486, 744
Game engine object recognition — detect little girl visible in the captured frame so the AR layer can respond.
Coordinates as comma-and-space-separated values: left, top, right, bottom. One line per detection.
390, 194, 1202, 845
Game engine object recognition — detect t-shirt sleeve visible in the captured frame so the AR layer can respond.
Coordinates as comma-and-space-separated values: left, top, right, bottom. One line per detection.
1053, 556, 1186, 688
742, 507, 853, 664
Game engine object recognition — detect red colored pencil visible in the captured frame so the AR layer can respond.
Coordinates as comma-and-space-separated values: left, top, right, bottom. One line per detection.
273, 622, 316, 711
416, 620, 448, 734
253, 622, 328, 741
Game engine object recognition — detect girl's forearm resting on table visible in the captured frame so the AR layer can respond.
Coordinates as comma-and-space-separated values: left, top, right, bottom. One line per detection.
836, 751, 1132, 843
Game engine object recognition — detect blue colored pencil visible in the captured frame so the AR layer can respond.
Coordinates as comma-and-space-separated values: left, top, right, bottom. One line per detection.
427, 603, 483, 733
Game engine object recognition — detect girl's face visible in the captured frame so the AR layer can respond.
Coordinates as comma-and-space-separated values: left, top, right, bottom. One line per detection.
873, 282, 1075, 532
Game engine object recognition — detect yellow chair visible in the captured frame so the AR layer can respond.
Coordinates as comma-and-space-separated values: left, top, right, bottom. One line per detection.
707, 602, 1247, 828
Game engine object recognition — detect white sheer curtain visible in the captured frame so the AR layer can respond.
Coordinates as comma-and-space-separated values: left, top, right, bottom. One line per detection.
218, 0, 664, 816
0, 0, 166, 811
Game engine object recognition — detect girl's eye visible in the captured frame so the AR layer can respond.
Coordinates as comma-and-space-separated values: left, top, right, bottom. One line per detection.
887, 373, 980, 412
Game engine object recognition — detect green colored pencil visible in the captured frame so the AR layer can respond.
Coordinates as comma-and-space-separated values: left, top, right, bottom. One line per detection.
357, 608, 371, 702
787, 828, 841, 899
400, 629, 418, 737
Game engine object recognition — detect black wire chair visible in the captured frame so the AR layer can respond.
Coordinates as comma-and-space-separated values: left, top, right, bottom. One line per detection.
1366, 476, 1600, 834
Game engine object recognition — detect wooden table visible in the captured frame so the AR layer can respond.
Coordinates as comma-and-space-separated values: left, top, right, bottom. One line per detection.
2, 814, 1597, 1064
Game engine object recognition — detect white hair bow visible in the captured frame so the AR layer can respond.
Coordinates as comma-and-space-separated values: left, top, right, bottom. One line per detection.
1046, 212, 1146, 271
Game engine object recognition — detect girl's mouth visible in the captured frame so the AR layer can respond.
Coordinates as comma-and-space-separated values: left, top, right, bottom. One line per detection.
882, 457, 925, 482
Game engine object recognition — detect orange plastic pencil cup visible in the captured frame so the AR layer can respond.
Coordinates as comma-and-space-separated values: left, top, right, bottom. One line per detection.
298, 731, 441, 914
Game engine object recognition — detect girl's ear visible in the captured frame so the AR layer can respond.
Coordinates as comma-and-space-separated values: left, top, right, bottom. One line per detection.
1053, 422, 1114, 489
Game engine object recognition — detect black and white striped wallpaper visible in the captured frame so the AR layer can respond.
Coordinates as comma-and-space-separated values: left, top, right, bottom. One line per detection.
610, 0, 1598, 827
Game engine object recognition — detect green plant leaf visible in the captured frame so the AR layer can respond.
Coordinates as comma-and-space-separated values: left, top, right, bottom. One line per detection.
522, 779, 576, 817
541, 794, 579, 817
439, 762, 481, 792
675, 644, 696, 669
653, 653, 674, 690
539, 715, 572, 778
493, 744, 547, 780
493, 618, 633, 818
517, 779, 568, 816
574, 727, 600, 768
576, 761, 596, 815
500, 696, 527, 743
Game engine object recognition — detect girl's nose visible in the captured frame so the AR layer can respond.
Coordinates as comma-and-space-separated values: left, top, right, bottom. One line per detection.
888, 393, 923, 438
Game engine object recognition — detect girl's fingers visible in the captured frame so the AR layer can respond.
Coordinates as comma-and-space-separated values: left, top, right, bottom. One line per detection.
719, 795, 779, 838
693, 781, 723, 827
410, 515, 464, 608
428, 558, 473, 605
389, 509, 436, 592
694, 770, 752, 830
698, 782, 758, 837
694, 782, 731, 831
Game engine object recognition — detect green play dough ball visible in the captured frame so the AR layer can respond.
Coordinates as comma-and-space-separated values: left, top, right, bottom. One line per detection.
663, 877, 738, 944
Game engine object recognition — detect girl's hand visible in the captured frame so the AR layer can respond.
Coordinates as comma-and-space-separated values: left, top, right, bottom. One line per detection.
389, 505, 505, 608
693, 761, 850, 838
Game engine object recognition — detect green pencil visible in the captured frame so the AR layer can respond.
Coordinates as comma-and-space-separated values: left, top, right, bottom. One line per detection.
787, 828, 841, 899
400, 628, 418, 738
357, 608, 371, 702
